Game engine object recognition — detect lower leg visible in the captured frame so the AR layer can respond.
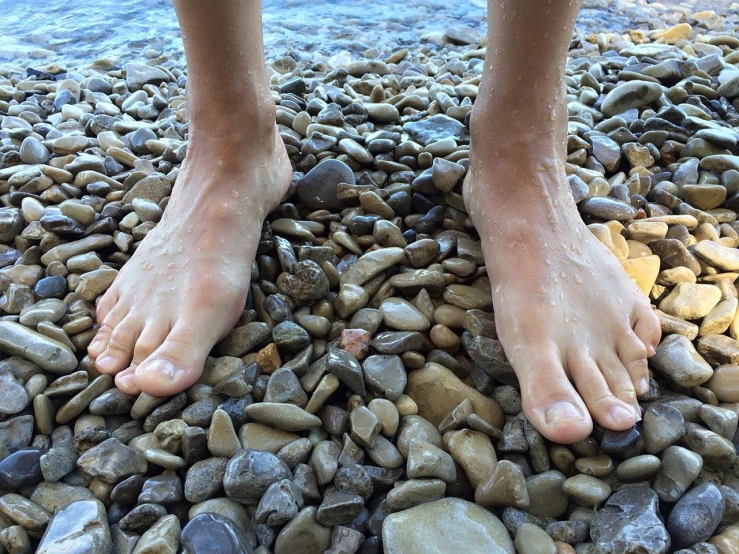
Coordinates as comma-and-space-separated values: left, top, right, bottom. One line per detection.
464, 0, 661, 443
88, 0, 291, 396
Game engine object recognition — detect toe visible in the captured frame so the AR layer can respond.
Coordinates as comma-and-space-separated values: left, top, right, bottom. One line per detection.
132, 322, 170, 366
133, 321, 210, 397
517, 345, 592, 444
95, 316, 140, 375
115, 367, 141, 395
89, 303, 128, 357
617, 331, 650, 396
596, 351, 640, 416
96, 288, 119, 324
569, 351, 638, 432
633, 303, 661, 356
87, 324, 112, 358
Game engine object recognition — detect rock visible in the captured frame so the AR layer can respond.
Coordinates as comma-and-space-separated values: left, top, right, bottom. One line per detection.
277, 261, 330, 302
37, 499, 111, 554
77, 438, 147, 484
126, 62, 169, 89
132, 514, 180, 554
643, 403, 686, 454
525, 471, 569, 518
403, 115, 469, 146
340, 247, 405, 287
515, 523, 557, 554
621, 255, 660, 295
650, 334, 713, 387
659, 283, 722, 320
245, 403, 322, 432
653, 445, 703, 502
256, 479, 304, 526
590, 484, 670, 554
327, 348, 366, 396
444, 25, 480, 45
667, 482, 725, 550
181, 513, 254, 554
297, 159, 355, 211
705, 365, 739, 402
562, 475, 611, 507
362, 355, 406, 401
386, 479, 446, 511
406, 440, 457, 482
579, 197, 637, 221
475, 459, 530, 509
695, 240, 739, 271
601, 81, 664, 117
0, 449, 42, 489
274, 507, 331, 554
379, 297, 431, 331
406, 363, 504, 429
0, 321, 77, 374
224, 450, 292, 504
382, 498, 514, 554
184, 458, 228, 503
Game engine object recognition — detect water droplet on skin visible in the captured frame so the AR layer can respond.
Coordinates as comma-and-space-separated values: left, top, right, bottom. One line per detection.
168, 262, 175, 269
495, 284, 502, 293
231, 189, 240, 199
177, 246, 184, 253
549, 300, 556, 307
186, 225, 193, 234
574, 275, 583, 284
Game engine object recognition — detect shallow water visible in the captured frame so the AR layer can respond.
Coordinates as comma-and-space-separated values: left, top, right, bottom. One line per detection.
0, 0, 732, 68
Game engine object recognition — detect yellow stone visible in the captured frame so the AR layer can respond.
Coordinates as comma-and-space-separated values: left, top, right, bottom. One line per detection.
653, 23, 692, 44
621, 255, 660, 295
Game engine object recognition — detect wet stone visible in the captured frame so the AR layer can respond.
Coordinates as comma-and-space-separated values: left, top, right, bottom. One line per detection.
667, 482, 724, 550
590, 484, 669, 554
223, 450, 292, 504
36, 499, 111, 554
181, 513, 255, 554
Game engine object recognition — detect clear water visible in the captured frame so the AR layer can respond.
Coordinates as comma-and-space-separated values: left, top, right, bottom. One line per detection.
0, 0, 729, 69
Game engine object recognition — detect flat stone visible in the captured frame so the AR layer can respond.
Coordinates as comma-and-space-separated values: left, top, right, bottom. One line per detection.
274, 507, 331, 554
651, 334, 713, 387
406, 363, 504, 429
245, 403, 322, 432
76, 438, 147, 484
181, 513, 254, 554
659, 282, 722, 320
475, 459, 530, 509
695, 240, 739, 271
590, 484, 670, 554
667, 482, 724, 550
37, 499, 111, 554
705, 365, 739, 402
132, 514, 180, 554
382, 498, 514, 554
297, 159, 355, 211
340, 247, 405, 287
515, 523, 557, 554
0, 321, 77, 374
601, 81, 664, 117
653, 445, 703, 502
223, 450, 292, 504
403, 115, 470, 147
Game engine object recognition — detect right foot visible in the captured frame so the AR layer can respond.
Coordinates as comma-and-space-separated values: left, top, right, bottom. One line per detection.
88, 122, 292, 396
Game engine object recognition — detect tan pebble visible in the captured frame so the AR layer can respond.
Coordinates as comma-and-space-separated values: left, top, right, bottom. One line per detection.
444, 429, 497, 488
256, 344, 281, 374
395, 394, 418, 416
705, 365, 739, 403
621, 255, 660, 295
429, 324, 460, 351
700, 298, 738, 336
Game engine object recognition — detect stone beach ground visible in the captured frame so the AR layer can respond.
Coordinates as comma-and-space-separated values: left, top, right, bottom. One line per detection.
7, 6, 739, 554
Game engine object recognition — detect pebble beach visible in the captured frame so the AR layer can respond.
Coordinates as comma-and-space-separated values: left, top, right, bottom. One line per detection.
5, 1, 739, 553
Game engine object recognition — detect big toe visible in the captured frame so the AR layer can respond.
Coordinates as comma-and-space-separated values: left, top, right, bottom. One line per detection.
518, 348, 593, 444
133, 323, 209, 397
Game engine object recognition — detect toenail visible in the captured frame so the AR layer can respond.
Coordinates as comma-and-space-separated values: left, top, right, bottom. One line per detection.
545, 402, 583, 425
117, 373, 135, 390
96, 355, 114, 371
610, 405, 634, 424
638, 377, 649, 395
136, 359, 177, 379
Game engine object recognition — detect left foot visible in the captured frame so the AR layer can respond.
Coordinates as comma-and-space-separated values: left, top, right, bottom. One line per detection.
463, 139, 661, 444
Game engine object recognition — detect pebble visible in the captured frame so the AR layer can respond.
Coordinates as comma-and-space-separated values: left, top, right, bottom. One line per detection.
515, 523, 557, 554
132, 514, 180, 554
382, 498, 514, 554
475, 459, 530, 509
668, 482, 725, 550
36, 499, 110, 554
181, 513, 254, 554
223, 450, 291, 504
590, 485, 670, 554
0, 321, 77, 373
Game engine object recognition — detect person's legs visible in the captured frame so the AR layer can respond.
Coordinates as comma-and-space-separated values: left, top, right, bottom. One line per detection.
464, 0, 661, 443
87, 0, 292, 396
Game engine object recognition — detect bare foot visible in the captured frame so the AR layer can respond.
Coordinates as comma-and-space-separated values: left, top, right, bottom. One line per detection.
88, 123, 292, 396
463, 141, 661, 444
